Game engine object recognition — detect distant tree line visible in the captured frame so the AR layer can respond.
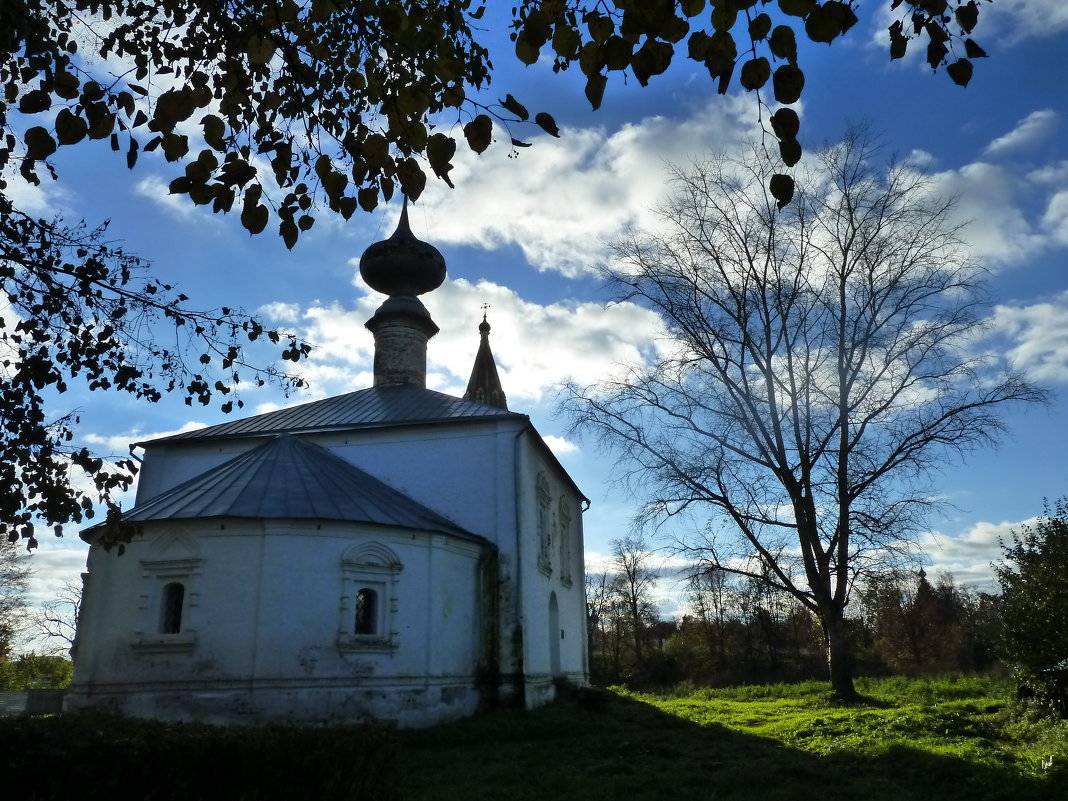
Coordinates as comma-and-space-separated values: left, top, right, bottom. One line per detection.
588, 538, 1001, 692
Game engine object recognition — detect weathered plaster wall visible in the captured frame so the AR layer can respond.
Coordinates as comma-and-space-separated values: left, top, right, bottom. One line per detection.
68, 521, 487, 727
514, 431, 590, 707
81, 417, 589, 725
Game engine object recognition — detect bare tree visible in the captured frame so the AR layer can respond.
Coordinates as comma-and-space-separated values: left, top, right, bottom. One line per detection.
687, 568, 732, 673
565, 131, 1045, 698
609, 535, 660, 666
0, 539, 30, 659
584, 569, 616, 680
29, 579, 82, 658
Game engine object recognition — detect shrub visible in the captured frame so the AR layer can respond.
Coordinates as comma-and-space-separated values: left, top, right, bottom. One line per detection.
993, 499, 1068, 718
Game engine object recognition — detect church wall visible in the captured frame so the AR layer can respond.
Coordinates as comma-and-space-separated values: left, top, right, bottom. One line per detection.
307, 422, 530, 694
68, 519, 490, 727
134, 420, 525, 550
306, 419, 524, 545
513, 431, 590, 707
85, 418, 587, 722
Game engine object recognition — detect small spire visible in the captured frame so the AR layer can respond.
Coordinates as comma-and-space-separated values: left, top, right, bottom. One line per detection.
464, 309, 507, 410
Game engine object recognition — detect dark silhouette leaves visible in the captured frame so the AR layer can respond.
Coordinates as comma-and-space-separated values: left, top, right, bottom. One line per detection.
535, 112, 561, 137
769, 173, 795, 209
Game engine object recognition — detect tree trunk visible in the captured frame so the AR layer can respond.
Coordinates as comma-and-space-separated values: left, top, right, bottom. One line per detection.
824, 611, 858, 700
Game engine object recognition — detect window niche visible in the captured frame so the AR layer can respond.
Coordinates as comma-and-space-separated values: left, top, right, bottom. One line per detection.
536, 472, 553, 576
558, 497, 573, 588
132, 531, 201, 653
354, 587, 378, 635
338, 541, 402, 653
159, 582, 186, 634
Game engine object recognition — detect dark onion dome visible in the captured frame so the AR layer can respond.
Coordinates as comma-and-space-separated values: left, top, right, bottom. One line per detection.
359, 199, 446, 297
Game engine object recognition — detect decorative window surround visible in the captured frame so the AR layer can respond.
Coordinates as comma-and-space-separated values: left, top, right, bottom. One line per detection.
338, 541, 402, 653
536, 472, 553, 577
132, 555, 202, 654
558, 497, 573, 588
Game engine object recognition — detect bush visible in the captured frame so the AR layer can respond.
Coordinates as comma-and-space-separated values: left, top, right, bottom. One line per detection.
0, 714, 399, 801
994, 499, 1068, 717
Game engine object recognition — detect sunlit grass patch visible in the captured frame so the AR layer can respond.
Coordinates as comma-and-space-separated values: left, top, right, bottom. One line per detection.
618, 675, 1058, 772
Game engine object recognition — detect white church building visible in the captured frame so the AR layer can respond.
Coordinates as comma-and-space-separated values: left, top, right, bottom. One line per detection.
65, 206, 589, 727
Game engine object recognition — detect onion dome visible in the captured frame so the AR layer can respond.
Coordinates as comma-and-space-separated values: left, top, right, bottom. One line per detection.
359, 199, 446, 297
360, 199, 445, 387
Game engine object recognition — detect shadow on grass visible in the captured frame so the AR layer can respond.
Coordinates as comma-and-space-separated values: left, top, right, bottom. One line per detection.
398, 690, 1065, 801
3, 692, 1062, 801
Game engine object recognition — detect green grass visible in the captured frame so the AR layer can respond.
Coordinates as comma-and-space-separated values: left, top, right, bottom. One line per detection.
399, 677, 1068, 801
3, 677, 1066, 800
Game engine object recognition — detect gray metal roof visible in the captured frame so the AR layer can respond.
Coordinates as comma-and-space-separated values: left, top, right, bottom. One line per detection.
113, 435, 479, 540
145, 384, 522, 444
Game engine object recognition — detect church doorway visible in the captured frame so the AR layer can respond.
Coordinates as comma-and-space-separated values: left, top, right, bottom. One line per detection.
548, 591, 561, 676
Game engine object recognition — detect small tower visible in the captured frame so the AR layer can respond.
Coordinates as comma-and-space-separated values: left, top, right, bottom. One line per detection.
463, 311, 508, 411
360, 200, 446, 387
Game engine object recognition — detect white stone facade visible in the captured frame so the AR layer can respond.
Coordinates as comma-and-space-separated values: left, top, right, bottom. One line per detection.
67, 415, 589, 726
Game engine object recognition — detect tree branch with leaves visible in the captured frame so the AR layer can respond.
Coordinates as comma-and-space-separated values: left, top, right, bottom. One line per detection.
0, 2, 998, 550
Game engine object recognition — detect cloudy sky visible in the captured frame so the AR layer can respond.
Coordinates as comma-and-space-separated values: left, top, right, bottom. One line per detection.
12, 2, 1068, 632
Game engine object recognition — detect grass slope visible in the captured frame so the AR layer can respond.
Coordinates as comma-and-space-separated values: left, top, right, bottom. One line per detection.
2, 677, 1065, 800
400, 677, 1068, 801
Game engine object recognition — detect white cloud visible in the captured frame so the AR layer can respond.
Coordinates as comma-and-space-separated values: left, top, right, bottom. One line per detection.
260, 274, 668, 405
984, 0, 1068, 43
3, 172, 70, 216
1043, 189, 1068, 246
984, 109, 1058, 158
541, 435, 579, 456
1027, 160, 1068, 185
404, 96, 760, 277
258, 302, 303, 324
918, 517, 1039, 589
84, 421, 208, 454
22, 540, 90, 607
871, 0, 1068, 50
990, 291, 1068, 383
927, 161, 1046, 267
134, 174, 212, 222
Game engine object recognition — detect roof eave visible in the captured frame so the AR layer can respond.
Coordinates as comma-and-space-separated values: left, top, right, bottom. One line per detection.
82, 515, 495, 550
137, 411, 527, 448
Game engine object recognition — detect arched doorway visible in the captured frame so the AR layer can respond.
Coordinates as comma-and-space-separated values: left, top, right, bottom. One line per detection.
548, 591, 561, 676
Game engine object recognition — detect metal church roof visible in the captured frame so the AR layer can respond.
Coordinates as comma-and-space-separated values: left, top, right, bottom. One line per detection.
145, 384, 522, 444
114, 435, 478, 540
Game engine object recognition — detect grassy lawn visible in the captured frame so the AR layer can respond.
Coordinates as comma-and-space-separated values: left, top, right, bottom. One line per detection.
3, 677, 1066, 800
399, 677, 1068, 801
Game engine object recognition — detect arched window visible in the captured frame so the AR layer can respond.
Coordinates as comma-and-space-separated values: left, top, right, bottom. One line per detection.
355, 588, 378, 635
338, 541, 402, 652
131, 531, 200, 653
159, 582, 185, 634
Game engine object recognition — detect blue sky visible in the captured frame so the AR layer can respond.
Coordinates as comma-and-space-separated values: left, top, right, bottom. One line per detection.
12, 2, 1068, 630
